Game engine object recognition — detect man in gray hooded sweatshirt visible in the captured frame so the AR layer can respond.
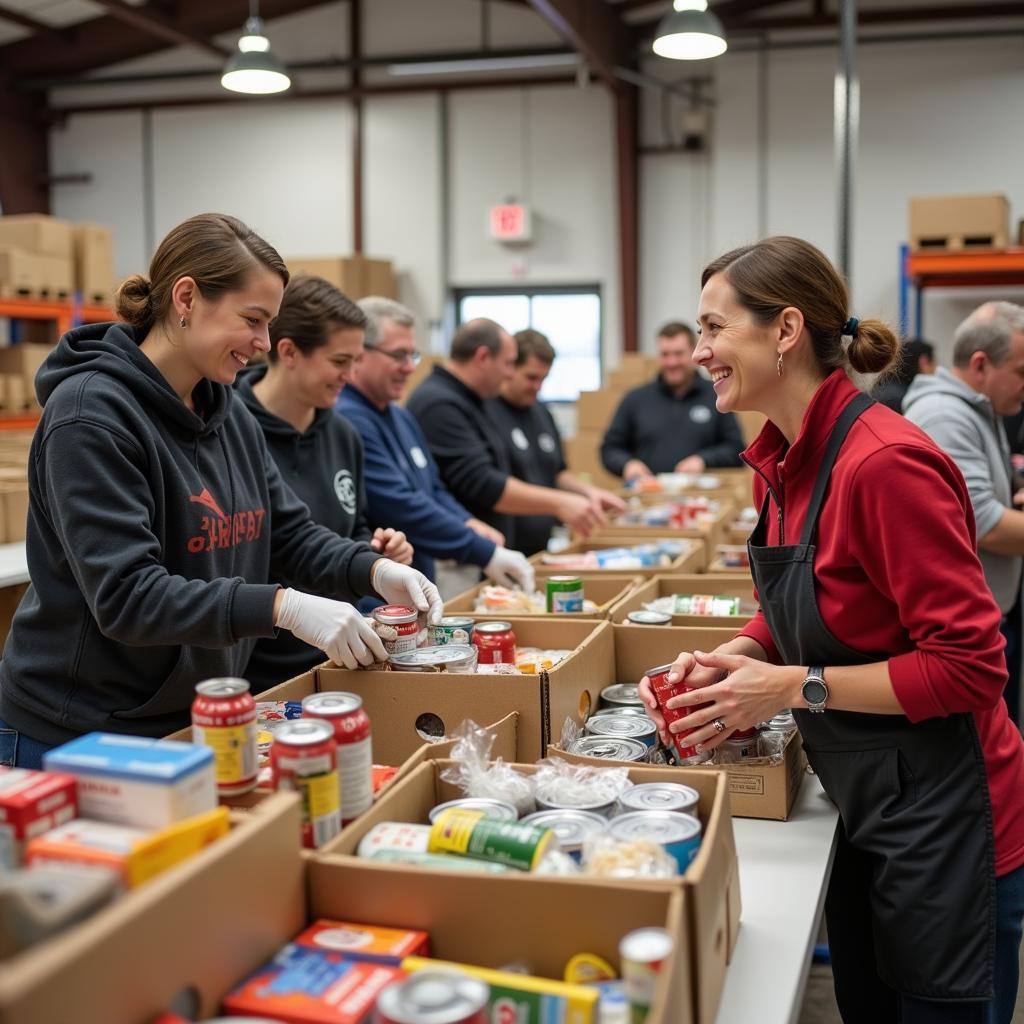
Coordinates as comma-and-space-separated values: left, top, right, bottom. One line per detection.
904, 301, 1024, 726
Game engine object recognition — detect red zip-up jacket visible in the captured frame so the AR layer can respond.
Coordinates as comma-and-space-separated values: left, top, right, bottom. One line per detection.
738, 369, 1024, 876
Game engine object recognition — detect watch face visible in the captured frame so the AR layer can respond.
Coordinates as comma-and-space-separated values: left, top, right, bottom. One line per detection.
803, 677, 827, 706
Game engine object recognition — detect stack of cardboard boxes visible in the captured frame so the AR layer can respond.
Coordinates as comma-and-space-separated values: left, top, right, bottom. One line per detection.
284, 255, 398, 300
908, 193, 1011, 251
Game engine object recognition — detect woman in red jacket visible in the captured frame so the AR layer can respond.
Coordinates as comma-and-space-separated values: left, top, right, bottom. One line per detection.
641, 236, 1024, 1023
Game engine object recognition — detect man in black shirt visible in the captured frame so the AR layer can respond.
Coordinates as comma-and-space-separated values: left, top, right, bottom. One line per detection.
490, 329, 625, 555
601, 321, 744, 483
407, 319, 606, 543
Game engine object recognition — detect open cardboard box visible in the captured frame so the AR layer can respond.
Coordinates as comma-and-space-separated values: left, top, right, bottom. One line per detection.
0, 793, 304, 1024
588, 513, 728, 559
607, 574, 757, 629
443, 573, 642, 621
532, 536, 706, 576
317, 757, 738, 1024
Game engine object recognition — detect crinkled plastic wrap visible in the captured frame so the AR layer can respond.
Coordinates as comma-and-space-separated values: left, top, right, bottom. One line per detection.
533, 757, 634, 813
559, 717, 584, 751
439, 719, 536, 815
582, 834, 679, 879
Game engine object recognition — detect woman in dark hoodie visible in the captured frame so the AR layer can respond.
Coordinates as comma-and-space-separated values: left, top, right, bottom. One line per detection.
0, 213, 442, 767
236, 275, 413, 689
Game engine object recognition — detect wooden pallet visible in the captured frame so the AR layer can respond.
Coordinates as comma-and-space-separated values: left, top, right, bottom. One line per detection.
0, 284, 71, 301
912, 231, 1009, 252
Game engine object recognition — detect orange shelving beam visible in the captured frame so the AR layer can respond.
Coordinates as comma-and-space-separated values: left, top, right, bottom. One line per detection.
0, 297, 115, 335
907, 248, 1024, 289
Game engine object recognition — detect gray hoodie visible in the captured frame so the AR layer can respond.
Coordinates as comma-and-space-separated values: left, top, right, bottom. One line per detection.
903, 366, 1021, 612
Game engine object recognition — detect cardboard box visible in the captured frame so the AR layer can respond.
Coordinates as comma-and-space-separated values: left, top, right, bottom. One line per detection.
532, 537, 706, 577
0, 481, 28, 544
285, 255, 398, 299
73, 224, 115, 303
0, 247, 39, 298
0, 344, 53, 407
607, 574, 755, 629
443, 573, 642, 621
317, 758, 738, 1024
563, 430, 623, 491
0, 215, 74, 260
909, 193, 1010, 251
34, 255, 73, 298
576, 390, 623, 433
0, 793, 305, 1024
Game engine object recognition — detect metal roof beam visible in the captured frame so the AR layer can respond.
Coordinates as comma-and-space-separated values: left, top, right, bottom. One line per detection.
524, 0, 625, 89
89, 0, 230, 58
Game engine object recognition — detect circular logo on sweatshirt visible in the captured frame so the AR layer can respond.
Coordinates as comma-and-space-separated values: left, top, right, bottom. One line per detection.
334, 470, 357, 515
511, 428, 530, 451
538, 432, 557, 454
410, 446, 429, 469
689, 406, 712, 424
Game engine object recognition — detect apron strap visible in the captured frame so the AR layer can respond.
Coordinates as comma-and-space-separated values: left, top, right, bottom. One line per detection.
798, 391, 875, 547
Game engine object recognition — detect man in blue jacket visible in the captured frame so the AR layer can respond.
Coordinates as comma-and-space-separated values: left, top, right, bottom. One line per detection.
338, 297, 534, 591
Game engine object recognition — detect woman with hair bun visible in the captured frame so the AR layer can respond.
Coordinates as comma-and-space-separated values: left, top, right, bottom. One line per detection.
0, 213, 442, 766
641, 236, 1024, 1021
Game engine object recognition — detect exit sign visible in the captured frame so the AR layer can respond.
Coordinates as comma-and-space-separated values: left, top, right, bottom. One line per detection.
489, 203, 532, 243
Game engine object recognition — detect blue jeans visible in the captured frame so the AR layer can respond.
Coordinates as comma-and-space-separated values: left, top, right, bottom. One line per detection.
0, 717, 56, 769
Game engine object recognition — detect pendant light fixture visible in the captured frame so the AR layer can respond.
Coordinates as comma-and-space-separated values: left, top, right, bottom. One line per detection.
221, 0, 291, 95
653, 0, 728, 61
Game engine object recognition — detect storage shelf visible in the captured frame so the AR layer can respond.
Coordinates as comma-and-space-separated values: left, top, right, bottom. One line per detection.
0, 296, 114, 336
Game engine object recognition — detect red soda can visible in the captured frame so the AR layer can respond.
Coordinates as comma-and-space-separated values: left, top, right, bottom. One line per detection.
270, 719, 341, 848
301, 692, 373, 824
645, 663, 713, 766
373, 604, 421, 657
191, 677, 258, 796
375, 969, 489, 1024
473, 621, 517, 664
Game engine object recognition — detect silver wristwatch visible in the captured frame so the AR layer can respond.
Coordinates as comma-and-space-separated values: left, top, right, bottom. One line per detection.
801, 666, 828, 713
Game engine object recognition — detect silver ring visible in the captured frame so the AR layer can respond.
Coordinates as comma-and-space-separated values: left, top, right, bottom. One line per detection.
712, 718, 726, 733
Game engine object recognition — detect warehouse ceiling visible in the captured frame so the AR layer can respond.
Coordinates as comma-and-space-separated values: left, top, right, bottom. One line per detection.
1, 0, 1023, 96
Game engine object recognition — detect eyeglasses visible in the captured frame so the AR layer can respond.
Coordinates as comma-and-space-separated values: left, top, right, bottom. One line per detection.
365, 344, 421, 367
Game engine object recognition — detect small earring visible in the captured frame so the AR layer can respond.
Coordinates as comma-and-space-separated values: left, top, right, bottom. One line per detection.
776, 353, 784, 377
179, 314, 188, 329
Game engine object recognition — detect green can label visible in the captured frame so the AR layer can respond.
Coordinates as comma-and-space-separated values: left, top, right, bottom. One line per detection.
546, 575, 584, 614
428, 808, 552, 871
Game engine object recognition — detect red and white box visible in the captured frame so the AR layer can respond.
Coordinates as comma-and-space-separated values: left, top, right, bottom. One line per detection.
0, 767, 78, 870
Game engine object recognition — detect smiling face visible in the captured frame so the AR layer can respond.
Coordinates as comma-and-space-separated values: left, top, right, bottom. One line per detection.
694, 272, 781, 414
657, 331, 697, 392
287, 326, 365, 409
351, 317, 420, 407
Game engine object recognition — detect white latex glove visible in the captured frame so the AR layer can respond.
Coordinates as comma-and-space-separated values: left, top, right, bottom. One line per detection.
484, 546, 536, 592
276, 589, 386, 670
371, 560, 444, 624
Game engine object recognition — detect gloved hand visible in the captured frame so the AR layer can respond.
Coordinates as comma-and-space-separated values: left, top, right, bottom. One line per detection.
371, 560, 444, 624
484, 546, 536, 592
276, 589, 387, 670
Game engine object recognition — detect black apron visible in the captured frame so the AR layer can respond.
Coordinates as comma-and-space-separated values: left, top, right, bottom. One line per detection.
747, 392, 996, 1000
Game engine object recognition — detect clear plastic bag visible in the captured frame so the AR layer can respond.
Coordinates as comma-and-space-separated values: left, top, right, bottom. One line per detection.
533, 757, 634, 815
440, 719, 536, 815
581, 834, 678, 879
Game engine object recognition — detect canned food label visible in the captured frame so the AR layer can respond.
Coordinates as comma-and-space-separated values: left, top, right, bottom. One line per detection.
428, 809, 551, 871
279, 769, 341, 848
193, 722, 257, 787
550, 591, 583, 613
338, 736, 373, 822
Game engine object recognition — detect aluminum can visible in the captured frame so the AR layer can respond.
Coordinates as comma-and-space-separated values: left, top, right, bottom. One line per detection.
472, 621, 517, 665
585, 713, 658, 749
270, 719, 341, 849
646, 663, 713, 766
618, 783, 700, 817
389, 645, 478, 673
373, 604, 421, 656
428, 808, 552, 871
626, 610, 672, 626
356, 821, 431, 859
545, 575, 584, 613
428, 798, 518, 824
534, 781, 620, 818
599, 683, 645, 709
591, 705, 652, 719
620, 928, 674, 1024
301, 692, 372, 824
520, 808, 606, 863
431, 616, 475, 647
607, 810, 703, 872
567, 735, 649, 762
191, 677, 258, 796
375, 969, 489, 1024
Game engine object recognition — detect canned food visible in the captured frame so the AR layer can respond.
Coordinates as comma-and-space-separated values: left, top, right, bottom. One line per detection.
584, 714, 658, 749
620, 928, 674, 1024
472, 621, 517, 664
301, 692, 373, 824
356, 821, 431, 858
534, 782, 620, 817
591, 705, 652, 719
270, 719, 341, 849
375, 969, 490, 1024
432, 616, 475, 647
626, 610, 672, 626
373, 604, 421, 656
567, 736, 649, 762
716, 735, 757, 763
428, 798, 518, 824
428, 808, 552, 871
545, 575, 584, 614
599, 683, 644, 709
389, 645, 478, 673
606, 810, 703, 871
192, 677, 258, 796
764, 711, 797, 732
520, 809, 606, 863
618, 783, 700, 817
645, 663, 713, 766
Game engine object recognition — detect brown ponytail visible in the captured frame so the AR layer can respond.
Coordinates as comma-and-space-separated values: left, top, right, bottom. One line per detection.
847, 318, 900, 376
115, 274, 155, 330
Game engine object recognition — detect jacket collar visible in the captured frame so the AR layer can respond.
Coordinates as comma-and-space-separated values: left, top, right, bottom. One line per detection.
435, 365, 483, 407
656, 373, 702, 400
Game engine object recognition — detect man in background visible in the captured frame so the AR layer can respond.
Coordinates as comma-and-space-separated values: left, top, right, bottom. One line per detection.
872, 336, 936, 412
601, 321, 744, 483
904, 301, 1024, 726
489, 328, 625, 556
407, 318, 606, 542
339, 298, 533, 592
